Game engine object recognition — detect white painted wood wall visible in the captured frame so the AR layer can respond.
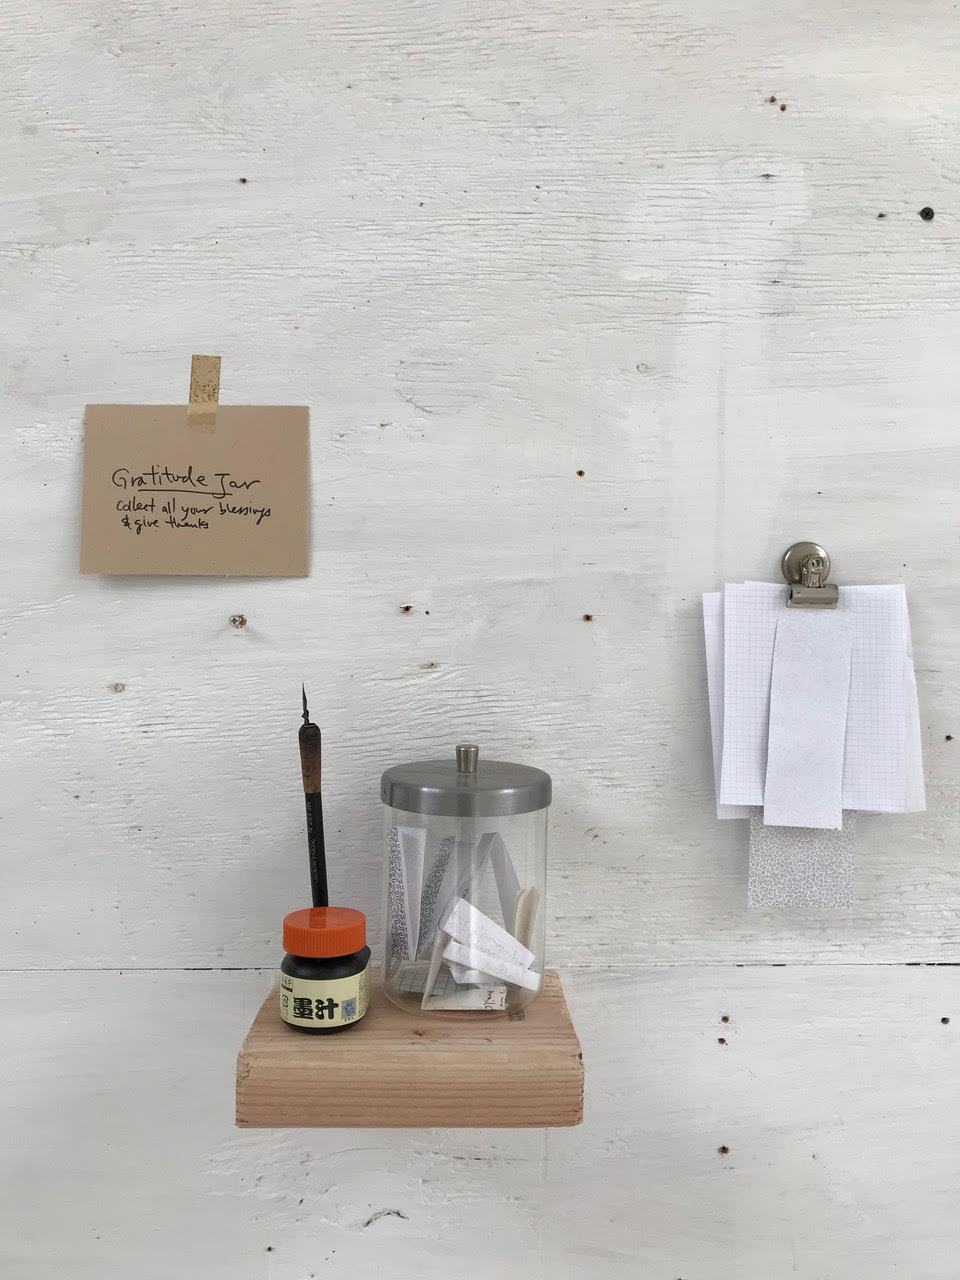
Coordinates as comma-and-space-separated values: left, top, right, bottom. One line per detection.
2, 2, 957, 1275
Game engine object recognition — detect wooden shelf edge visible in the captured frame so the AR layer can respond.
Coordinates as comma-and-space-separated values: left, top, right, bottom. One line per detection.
236, 969, 583, 1129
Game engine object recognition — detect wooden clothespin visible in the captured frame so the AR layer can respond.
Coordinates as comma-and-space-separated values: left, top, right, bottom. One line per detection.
187, 354, 221, 431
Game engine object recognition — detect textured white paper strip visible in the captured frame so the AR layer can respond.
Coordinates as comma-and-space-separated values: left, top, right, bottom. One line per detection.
702, 591, 750, 819
416, 835, 456, 955
386, 826, 426, 960
763, 610, 852, 829
748, 809, 856, 911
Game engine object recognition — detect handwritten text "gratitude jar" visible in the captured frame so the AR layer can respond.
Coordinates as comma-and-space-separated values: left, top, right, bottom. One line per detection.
111, 465, 262, 501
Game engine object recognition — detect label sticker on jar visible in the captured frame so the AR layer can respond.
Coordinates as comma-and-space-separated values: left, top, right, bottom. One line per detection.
280, 967, 370, 1028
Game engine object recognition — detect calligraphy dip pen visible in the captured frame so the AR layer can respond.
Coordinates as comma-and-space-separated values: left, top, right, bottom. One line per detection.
299, 685, 328, 907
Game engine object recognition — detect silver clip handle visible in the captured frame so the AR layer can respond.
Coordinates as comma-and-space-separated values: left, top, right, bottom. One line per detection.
782, 541, 839, 608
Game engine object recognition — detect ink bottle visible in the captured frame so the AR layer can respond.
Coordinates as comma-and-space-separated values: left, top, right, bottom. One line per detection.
279, 907, 370, 1034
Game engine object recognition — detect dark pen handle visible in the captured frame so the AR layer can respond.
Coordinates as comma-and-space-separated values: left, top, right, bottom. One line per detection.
299, 720, 327, 907
304, 791, 328, 907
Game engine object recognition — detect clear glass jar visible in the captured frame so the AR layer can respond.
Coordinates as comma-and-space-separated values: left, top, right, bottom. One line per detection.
381, 743, 550, 1015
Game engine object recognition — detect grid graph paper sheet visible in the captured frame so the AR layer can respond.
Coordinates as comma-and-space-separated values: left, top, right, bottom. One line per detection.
763, 609, 853, 829
719, 582, 785, 806
839, 585, 922, 813
707, 582, 924, 819
702, 591, 750, 819
393, 961, 460, 997
748, 808, 855, 911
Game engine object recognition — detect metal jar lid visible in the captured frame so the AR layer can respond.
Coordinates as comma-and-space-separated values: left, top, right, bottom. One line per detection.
380, 743, 552, 818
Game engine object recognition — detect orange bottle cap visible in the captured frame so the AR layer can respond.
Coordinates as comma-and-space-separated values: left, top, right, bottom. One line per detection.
282, 906, 367, 958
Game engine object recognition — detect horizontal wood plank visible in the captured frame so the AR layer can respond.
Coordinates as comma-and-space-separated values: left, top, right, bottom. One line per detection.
2, 2, 959, 1273
1, 967, 958, 1278
1, 0, 959, 970
237, 971, 583, 1128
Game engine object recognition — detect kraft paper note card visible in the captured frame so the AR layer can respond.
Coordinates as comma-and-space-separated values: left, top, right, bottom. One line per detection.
80, 404, 309, 576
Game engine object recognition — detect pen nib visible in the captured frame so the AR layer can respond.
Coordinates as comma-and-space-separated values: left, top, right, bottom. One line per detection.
302, 683, 309, 724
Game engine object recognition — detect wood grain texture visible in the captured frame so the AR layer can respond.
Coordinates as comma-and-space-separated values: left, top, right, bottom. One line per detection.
2, 0, 958, 969
1, 1, 959, 1274
237, 971, 583, 1128
2, 967, 959, 1279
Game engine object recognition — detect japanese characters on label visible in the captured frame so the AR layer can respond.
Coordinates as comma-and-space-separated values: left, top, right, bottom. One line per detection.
279, 969, 369, 1028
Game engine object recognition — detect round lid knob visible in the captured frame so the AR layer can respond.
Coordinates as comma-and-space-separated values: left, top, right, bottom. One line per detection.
456, 743, 479, 774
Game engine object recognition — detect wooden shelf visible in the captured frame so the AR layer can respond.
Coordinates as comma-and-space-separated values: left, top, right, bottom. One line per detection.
236, 969, 583, 1128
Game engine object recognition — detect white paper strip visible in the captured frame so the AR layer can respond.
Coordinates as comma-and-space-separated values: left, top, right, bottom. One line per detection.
904, 653, 926, 812
420, 930, 449, 1008
441, 897, 535, 969
702, 591, 750, 819
763, 609, 852, 829
416, 836, 488, 956
511, 886, 540, 951
841, 586, 910, 812
902, 590, 926, 811
482, 832, 522, 927
445, 960, 494, 985
442, 938, 541, 991
720, 582, 784, 806
428, 985, 508, 1011
725, 582, 926, 816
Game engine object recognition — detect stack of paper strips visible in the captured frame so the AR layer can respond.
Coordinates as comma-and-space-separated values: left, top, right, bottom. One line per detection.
441, 897, 539, 990
387, 828, 541, 1008
703, 582, 924, 909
